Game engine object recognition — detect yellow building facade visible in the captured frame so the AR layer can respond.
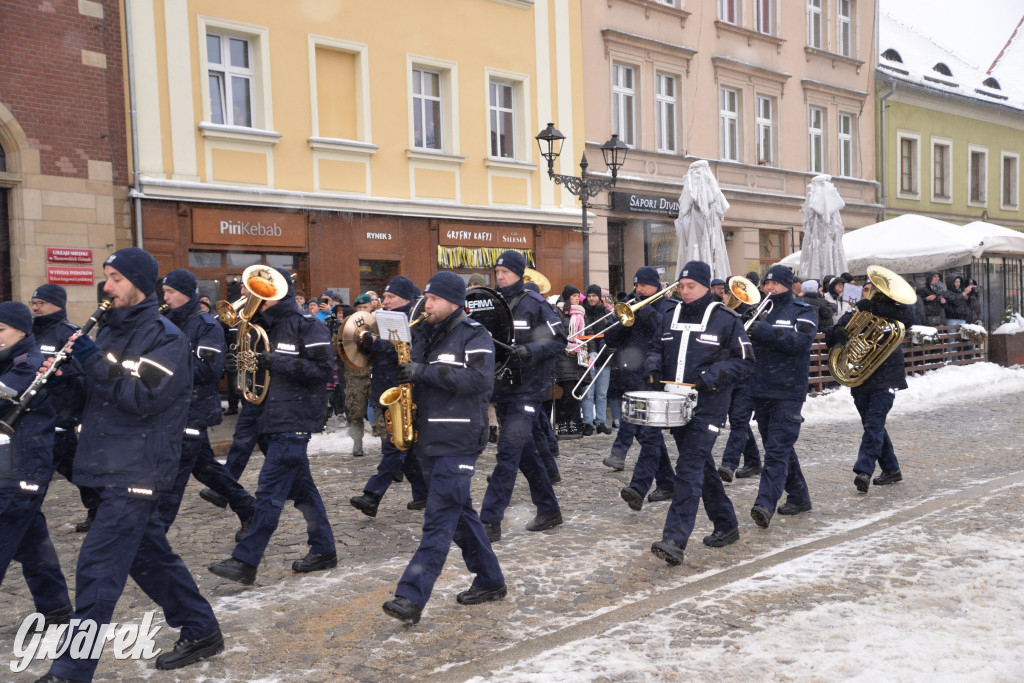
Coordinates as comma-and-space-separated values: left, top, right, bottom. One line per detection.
128, 0, 585, 299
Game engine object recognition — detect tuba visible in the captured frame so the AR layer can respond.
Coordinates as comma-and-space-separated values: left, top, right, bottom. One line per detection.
523, 268, 551, 294
378, 312, 428, 451
828, 265, 917, 387
216, 265, 288, 404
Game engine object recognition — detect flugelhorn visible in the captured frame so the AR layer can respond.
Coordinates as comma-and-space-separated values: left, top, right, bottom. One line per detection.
828, 265, 917, 387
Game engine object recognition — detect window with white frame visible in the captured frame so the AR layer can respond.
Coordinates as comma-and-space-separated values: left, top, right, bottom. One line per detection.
656, 73, 677, 153
756, 96, 773, 165
932, 139, 951, 200
207, 33, 254, 127
808, 106, 824, 173
720, 87, 739, 161
412, 68, 442, 150
489, 79, 514, 159
837, 0, 853, 57
756, 0, 774, 34
653, 0, 677, 5
720, 0, 738, 24
1002, 152, 1019, 209
838, 113, 853, 177
808, 0, 823, 49
969, 146, 987, 204
612, 63, 636, 147
898, 131, 920, 197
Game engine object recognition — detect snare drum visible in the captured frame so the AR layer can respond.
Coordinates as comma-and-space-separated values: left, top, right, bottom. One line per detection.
621, 389, 697, 428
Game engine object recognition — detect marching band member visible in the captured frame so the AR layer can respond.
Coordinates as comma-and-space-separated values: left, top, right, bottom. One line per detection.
159, 269, 255, 538
44, 247, 223, 678
603, 266, 676, 507
480, 250, 565, 542
382, 272, 505, 624
826, 288, 915, 493
349, 275, 428, 517
29, 284, 99, 532
208, 268, 337, 585
0, 302, 73, 627
745, 265, 818, 528
644, 261, 753, 566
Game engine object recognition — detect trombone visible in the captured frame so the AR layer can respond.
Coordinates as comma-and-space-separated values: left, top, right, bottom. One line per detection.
569, 282, 678, 400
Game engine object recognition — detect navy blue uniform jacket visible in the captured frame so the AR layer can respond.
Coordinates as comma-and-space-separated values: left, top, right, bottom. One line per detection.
495, 281, 566, 403
645, 293, 753, 425
32, 311, 84, 428
604, 297, 674, 393
747, 291, 818, 402
410, 309, 495, 457
72, 294, 193, 491
258, 297, 332, 435
829, 299, 915, 393
0, 335, 56, 490
167, 298, 225, 429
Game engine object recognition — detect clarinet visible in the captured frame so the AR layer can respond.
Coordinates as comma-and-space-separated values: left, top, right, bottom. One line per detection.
0, 300, 112, 435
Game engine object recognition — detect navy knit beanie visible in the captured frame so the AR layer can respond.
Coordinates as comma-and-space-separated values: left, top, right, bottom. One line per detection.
677, 261, 711, 288
633, 266, 661, 288
162, 268, 198, 299
0, 301, 33, 334
384, 275, 420, 303
423, 271, 466, 307
104, 247, 158, 296
494, 250, 527, 279
763, 265, 794, 289
32, 284, 67, 309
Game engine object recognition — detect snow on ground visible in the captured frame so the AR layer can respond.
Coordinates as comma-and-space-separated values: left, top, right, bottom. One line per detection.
803, 362, 1024, 425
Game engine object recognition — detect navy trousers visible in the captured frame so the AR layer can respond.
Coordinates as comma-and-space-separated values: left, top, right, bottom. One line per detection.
480, 401, 560, 527
190, 429, 255, 521
627, 424, 675, 496
720, 384, 761, 470
395, 454, 504, 608
224, 401, 267, 480
661, 421, 737, 547
364, 431, 428, 503
852, 387, 900, 476
534, 413, 560, 479
52, 427, 99, 516
0, 490, 70, 614
48, 489, 218, 681
233, 433, 335, 567
752, 398, 811, 514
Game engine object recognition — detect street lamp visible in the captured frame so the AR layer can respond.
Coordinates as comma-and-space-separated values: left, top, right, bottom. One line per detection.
536, 122, 628, 286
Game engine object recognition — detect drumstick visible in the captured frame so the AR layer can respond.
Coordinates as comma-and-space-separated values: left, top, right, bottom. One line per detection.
660, 380, 695, 387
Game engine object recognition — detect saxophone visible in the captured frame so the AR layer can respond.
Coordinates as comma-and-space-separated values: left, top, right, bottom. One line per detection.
379, 313, 428, 451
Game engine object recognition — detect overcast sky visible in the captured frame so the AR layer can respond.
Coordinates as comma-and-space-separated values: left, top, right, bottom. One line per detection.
881, 0, 1024, 70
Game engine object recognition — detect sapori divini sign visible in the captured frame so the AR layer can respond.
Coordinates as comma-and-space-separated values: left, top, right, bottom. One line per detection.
191, 208, 307, 248
610, 191, 680, 216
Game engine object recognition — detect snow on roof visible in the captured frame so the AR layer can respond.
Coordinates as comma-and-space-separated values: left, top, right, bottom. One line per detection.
879, 7, 1024, 111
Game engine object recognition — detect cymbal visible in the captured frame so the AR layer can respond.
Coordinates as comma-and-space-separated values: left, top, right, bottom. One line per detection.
338, 311, 377, 369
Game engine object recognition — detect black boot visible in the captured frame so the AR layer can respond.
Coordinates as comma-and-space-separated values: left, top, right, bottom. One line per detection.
208, 558, 257, 585
154, 628, 224, 670
350, 491, 381, 517
292, 551, 338, 573
383, 596, 422, 624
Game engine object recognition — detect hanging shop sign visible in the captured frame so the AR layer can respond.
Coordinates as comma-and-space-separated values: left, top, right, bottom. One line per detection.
191, 208, 307, 248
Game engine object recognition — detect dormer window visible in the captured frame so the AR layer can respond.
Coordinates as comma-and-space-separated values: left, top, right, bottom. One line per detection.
933, 62, 952, 76
983, 77, 1001, 90
882, 48, 903, 62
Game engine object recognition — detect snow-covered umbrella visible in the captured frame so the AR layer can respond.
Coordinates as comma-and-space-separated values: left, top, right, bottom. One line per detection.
674, 160, 731, 281
798, 174, 848, 279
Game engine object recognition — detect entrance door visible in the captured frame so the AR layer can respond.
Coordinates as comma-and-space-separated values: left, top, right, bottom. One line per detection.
359, 259, 399, 297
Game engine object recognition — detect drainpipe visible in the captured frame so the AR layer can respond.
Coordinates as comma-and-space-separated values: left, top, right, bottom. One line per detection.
878, 81, 897, 221
123, 0, 144, 248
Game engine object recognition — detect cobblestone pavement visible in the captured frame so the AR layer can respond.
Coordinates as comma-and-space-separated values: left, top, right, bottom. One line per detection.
2, 391, 1022, 681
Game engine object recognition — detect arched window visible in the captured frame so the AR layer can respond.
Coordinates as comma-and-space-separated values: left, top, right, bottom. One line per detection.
983, 77, 1001, 90
933, 62, 953, 76
881, 48, 903, 62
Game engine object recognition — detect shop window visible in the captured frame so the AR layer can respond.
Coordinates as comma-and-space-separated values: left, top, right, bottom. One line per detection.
266, 254, 298, 270
648, 222, 677, 277
226, 252, 262, 269
759, 230, 787, 271
189, 251, 223, 268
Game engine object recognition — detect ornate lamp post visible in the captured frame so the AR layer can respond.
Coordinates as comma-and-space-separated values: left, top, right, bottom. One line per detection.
536, 122, 628, 286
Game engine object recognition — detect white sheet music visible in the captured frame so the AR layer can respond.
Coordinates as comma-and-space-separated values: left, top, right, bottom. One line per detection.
375, 310, 411, 343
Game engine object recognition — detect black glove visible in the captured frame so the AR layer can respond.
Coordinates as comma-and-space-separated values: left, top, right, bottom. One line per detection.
694, 373, 711, 392
223, 352, 237, 374
358, 331, 375, 351
511, 345, 532, 365
397, 362, 423, 384
644, 370, 662, 387
828, 326, 850, 348
256, 351, 276, 373
856, 299, 875, 313
746, 320, 763, 337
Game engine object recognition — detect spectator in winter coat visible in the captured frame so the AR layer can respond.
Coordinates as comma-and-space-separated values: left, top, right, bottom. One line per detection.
917, 272, 947, 326
800, 280, 836, 335
824, 275, 853, 329
943, 275, 974, 325
553, 284, 587, 437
